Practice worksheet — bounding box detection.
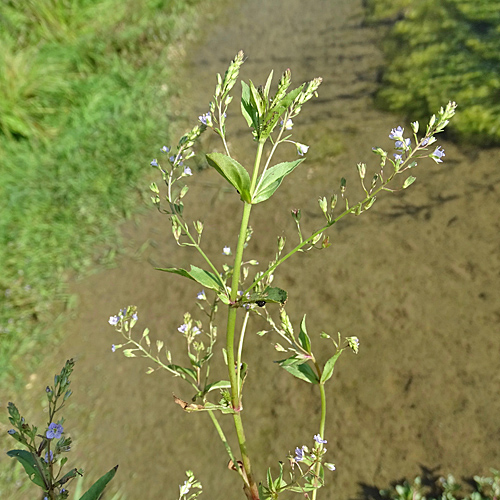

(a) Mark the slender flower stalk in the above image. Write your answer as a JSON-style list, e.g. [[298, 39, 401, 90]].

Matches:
[[225, 138, 266, 500]]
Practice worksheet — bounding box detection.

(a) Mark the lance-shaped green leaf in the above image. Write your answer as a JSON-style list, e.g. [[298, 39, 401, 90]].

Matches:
[[298, 315, 312, 354], [204, 380, 231, 393], [7, 450, 48, 489], [79, 465, 118, 500], [320, 350, 343, 384], [239, 286, 288, 306], [156, 265, 225, 293], [206, 153, 251, 203], [55, 468, 80, 488], [248, 79, 266, 118], [263, 70, 274, 102], [252, 159, 304, 204], [168, 364, 197, 383], [241, 81, 260, 133], [275, 357, 318, 384]]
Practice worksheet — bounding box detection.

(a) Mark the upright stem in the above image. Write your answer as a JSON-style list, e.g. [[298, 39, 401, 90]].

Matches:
[[312, 363, 328, 500], [225, 139, 266, 500]]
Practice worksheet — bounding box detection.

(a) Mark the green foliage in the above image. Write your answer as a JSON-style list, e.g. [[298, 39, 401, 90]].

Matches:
[[365, 0, 500, 145], [0, 0, 211, 387], [5, 360, 118, 499], [381, 470, 500, 500], [206, 153, 252, 203]]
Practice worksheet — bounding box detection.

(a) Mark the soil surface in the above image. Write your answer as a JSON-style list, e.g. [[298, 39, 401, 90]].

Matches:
[[3, 0, 500, 499]]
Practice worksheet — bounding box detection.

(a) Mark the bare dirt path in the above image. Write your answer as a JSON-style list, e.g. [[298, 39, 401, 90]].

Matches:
[[4, 0, 499, 498]]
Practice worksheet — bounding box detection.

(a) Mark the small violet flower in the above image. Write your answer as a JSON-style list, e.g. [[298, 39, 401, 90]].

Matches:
[[431, 146, 445, 163], [295, 446, 305, 462], [111, 344, 116, 353], [161, 146, 170, 153], [314, 434, 327, 444], [394, 138, 411, 149], [280, 118, 293, 130], [108, 315, 119, 326], [46, 423, 63, 440], [150, 159, 159, 167], [192, 326, 201, 335], [7, 429, 16, 435], [183, 166, 193, 176], [44, 450, 54, 463], [132, 312, 138, 321], [197, 290, 206, 300], [223, 246, 231, 256], [178, 324, 188, 334], [296, 143, 309, 156], [389, 126, 404, 140], [199, 112, 212, 126]]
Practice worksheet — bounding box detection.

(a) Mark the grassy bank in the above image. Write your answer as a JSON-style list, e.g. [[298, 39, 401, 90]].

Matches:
[[0, 0, 222, 387], [364, 0, 500, 146]]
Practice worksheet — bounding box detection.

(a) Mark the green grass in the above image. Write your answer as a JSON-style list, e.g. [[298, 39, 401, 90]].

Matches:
[[381, 470, 500, 500], [364, 0, 500, 146], [0, 0, 224, 388]]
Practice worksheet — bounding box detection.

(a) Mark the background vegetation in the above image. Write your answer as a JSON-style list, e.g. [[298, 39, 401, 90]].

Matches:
[[364, 0, 500, 146], [0, 0, 218, 388]]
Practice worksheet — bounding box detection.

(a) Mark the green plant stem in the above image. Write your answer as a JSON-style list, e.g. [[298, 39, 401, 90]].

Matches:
[[237, 310, 250, 398], [207, 410, 239, 469], [312, 363, 328, 500], [225, 139, 265, 500]]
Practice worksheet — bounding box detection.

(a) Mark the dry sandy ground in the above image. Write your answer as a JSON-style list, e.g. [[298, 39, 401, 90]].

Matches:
[[3, 0, 499, 499]]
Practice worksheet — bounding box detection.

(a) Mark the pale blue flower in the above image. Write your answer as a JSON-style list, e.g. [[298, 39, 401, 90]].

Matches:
[[46, 423, 63, 440], [178, 324, 188, 334], [296, 143, 309, 156], [44, 450, 54, 463], [199, 112, 212, 126], [197, 290, 206, 300], [280, 118, 293, 130], [295, 446, 305, 462], [184, 166, 193, 176], [161, 146, 170, 153], [389, 126, 404, 140], [132, 312, 138, 321], [192, 326, 201, 335], [394, 138, 411, 149], [421, 138, 430, 146], [111, 344, 116, 353], [150, 159, 159, 167], [325, 463, 336, 471], [314, 434, 327, 444], [108, 315, 119, 326], [431, 146, 445, 163], [7, 429, 16, 435], [223, 246, 231, 256]]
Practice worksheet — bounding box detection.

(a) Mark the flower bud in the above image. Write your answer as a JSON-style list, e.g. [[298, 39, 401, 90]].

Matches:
[[291, 208, 302, 222], [277, 236, 286, 253], [318, 196, 328, 214], [357, 162, 366, 179], [330, 194, 338, 210]]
